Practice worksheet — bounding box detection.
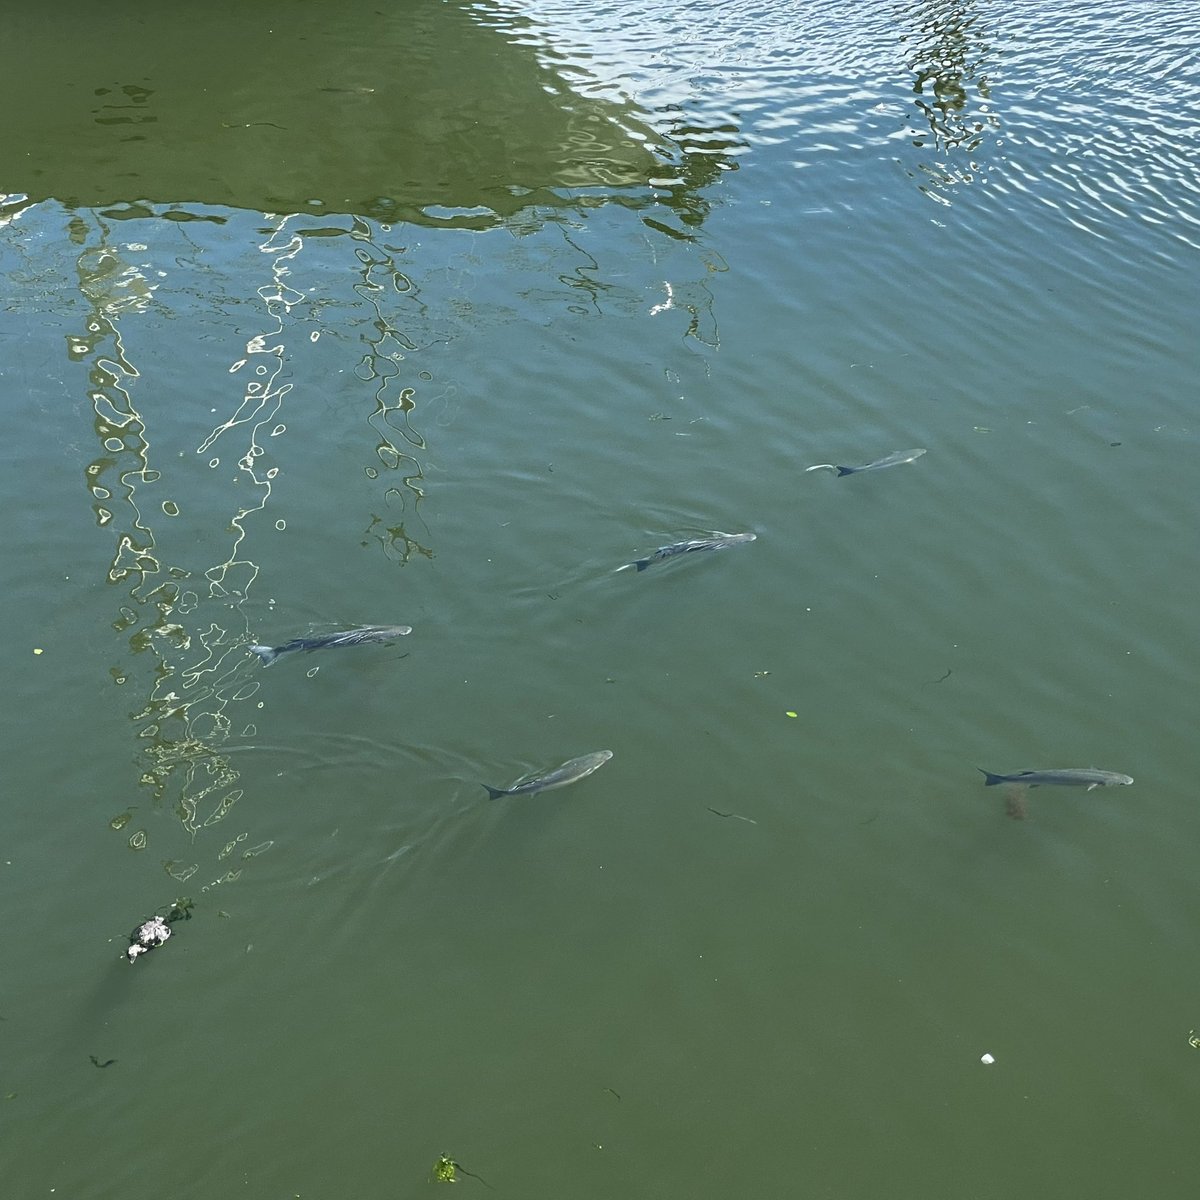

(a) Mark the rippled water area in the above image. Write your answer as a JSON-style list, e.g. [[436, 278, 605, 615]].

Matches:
[[3, 1, 1198, 1196]]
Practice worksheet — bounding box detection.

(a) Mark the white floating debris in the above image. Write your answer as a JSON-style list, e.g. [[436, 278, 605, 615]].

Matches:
[[980, 1053, 995, 1065], [126, 916, 171, 962]]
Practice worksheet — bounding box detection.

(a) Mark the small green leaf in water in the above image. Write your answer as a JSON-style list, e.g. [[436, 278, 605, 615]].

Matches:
[[433, 1156, 456, 1183]]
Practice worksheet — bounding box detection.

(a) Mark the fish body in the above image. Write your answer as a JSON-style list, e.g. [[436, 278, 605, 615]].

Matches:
[[250, 624, 411, 666], [626, 531, 756, 572], [484, 750, 613, 799], [978, 767, 1133, 791], [806, 448, 927, 476]]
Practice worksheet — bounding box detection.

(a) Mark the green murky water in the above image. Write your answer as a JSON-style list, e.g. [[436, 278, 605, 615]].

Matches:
[[3, 2, 1198, 1196]]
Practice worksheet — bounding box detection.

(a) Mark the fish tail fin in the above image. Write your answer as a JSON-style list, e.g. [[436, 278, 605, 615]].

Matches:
[[482, 784, 507, 800], [978, 768, 1005, 786], [634, 559, 651, 572], [835, 465, 856, 477], [249, 644, 278, 666]]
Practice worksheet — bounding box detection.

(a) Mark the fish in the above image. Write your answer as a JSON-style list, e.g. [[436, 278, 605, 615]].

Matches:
[[977, 768, 1134, 791], [805, 448, 927, 477], [250, 624, 412, 666], [621, 531, 756, 572], [483, 750, 613, 799]]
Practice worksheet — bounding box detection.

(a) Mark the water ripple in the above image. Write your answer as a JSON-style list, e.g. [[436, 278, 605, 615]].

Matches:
[[503, 0, 1200, 250]]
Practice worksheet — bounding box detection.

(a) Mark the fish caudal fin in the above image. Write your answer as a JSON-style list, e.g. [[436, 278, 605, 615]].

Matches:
[[249, 644, 278, 666], [482, 784, 508, 800], [835, 465, 857, 477], [978, 768, 1006, 786], [634, 559, 651, 572]]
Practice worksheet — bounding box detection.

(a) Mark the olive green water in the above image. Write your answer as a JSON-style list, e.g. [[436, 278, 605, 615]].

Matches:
[[3, 1, 1199, 1196]]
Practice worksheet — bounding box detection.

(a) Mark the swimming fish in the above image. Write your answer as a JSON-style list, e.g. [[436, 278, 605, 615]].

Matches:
[[805, 448, 927, 476], [621, 531, 756, 572], [250, 624, 412, 666], [483, 750, 613, 799], [978, 767, 1133, 791]]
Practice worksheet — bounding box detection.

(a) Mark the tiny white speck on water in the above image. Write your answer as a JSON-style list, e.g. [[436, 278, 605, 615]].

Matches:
[[981, 1053, 995, 1065]]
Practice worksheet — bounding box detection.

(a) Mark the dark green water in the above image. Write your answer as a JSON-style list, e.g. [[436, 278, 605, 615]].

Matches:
[[3, 2, 1198, 1196]]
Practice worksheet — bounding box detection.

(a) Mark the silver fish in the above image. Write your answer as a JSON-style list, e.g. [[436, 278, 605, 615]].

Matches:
[[483, 750, 613, 799], [250, 624, 412, 666], [978, 767, 1133, 791], [622, 531, 756, 572], [805, 448, 927, 477]]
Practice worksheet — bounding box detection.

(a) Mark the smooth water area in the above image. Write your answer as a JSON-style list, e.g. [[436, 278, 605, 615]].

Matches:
[[2, 2, 1198, 1196]]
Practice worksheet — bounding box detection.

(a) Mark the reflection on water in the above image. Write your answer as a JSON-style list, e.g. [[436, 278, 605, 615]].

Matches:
[[650, 103, 745, 237], [3, 0, 737, 231], [346, 215, 430, 522], [898, 0, 1000, 199], [71, 212, 274, 891], [93, 82, 157, 131], [361, 511, 434, 565], [68, 204, 447, 898]]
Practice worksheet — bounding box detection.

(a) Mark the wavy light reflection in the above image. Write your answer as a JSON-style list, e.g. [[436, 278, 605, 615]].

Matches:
[[73, 213, 280, 897]]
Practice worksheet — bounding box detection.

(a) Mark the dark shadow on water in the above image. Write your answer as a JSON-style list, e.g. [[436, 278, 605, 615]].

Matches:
[[3, 0, 742, 231]]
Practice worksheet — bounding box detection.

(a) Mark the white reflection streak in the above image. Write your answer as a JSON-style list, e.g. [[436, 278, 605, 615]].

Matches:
[[649, 280, 675, 315], [198, 214, 302, 603]]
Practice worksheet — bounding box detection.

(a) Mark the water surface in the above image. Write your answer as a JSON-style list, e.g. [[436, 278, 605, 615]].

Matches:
[[2, 2, 1198, 1197]]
